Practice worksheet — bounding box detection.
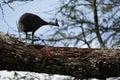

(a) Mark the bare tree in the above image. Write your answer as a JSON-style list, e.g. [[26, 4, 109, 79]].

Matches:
[[50, 0, 120, 48], [0, 0, 120, 47], [92, 0, 105, 47]]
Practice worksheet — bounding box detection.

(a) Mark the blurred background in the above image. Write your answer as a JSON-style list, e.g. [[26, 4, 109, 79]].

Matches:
[[0, 0, 120, 80]]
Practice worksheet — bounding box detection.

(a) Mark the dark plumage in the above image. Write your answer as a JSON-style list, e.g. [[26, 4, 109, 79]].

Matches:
[[18, 13, 59, 44]]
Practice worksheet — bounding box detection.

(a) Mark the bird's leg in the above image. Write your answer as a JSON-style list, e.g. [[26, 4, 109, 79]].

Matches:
[[19, 32, 21, 39], [41, 40, 48, 46], [32, 32, 35, 44], [25, 32, 27, 43]]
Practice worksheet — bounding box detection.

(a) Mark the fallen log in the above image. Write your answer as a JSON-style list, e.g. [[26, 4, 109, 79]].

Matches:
[[0, 33, 120, 79]]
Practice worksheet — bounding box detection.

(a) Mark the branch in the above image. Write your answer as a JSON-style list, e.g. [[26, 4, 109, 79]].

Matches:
[[0, 33, 120, 79], [93, 0, 105, 48]]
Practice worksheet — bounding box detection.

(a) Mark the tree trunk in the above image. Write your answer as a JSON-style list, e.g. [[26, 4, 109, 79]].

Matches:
[[93, 0, 105, 48], [0, 33, 120, 79]]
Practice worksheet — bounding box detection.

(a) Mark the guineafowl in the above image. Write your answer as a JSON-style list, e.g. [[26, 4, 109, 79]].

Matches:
[[18, 13, 59, 44]]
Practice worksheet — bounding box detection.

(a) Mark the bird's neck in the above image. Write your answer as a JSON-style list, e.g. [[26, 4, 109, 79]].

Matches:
[[48, 22, 55, 25]]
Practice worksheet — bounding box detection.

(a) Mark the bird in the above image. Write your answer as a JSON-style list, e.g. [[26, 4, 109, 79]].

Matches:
[[18, 13, 59, 44]]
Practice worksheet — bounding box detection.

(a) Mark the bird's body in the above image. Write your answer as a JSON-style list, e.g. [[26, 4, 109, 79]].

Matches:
[[18, 13, 59, 44]]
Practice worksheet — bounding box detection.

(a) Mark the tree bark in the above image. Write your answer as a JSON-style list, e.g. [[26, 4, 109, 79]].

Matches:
[[0, 33, 120, 79]]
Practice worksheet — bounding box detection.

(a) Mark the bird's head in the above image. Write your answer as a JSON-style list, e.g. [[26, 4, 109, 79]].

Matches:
[[55, 18, 59, 27], [49, 18, 59, 27]]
